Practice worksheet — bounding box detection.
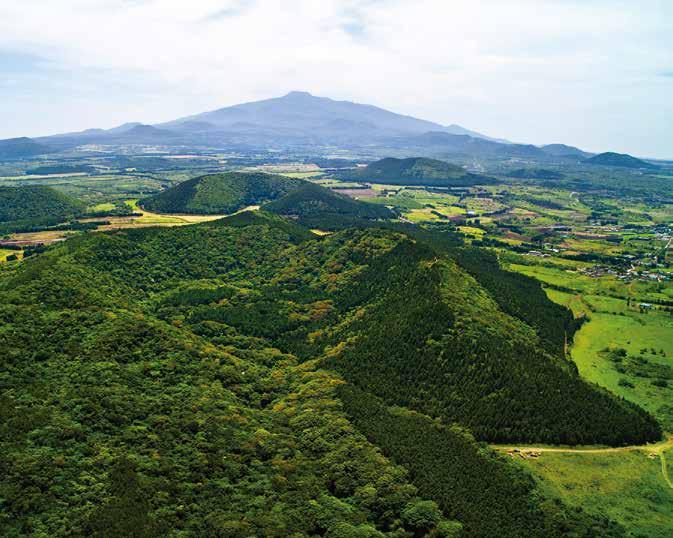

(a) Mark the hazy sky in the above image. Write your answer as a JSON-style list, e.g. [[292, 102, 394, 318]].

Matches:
[[1, 0, 672, 157]]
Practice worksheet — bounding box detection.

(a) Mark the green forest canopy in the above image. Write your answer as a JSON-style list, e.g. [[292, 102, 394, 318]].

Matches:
[[0, 211, 659, 536], [141, 171, 302, 214]]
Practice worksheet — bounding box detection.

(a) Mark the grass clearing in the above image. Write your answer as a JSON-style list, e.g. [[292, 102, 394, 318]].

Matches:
[[516, 449, 673, 537]]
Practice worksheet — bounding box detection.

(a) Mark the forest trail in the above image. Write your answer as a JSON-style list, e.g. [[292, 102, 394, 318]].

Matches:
[[492, 436, 673, 455]]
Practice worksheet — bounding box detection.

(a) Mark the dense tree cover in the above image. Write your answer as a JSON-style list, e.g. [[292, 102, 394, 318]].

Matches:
[[264, 182, 393, 220], [338, 385, 626, 538], [584, 152, 658, 169], [0, 223, 459, 537], [141, 171, 302, 214], [0, 212, 661, 535], [321, 237, 660, 445], [453, 248, 580, 357], [342, 157, 496, 186], [0, 218, 107, 235], [25, 164, 96, 175], [0, 186, 84, 227]]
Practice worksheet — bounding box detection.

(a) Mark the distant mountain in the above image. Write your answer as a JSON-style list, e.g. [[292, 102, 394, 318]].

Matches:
[[348, 157, 497, 186], [159, 91, 500, 142], [540, 144, 592, 159], [106, 122, 144, 134], [391, 131, 546, 159], [141, 172, 301, 215], [0, 185, 84, 225], [585, 152, 659, 169], [0, 137, 50, 159], [443, 124, 510, 144], [264, 182, 392, 220], [170, 120, 218, 133], [120, 124, 179, 141]]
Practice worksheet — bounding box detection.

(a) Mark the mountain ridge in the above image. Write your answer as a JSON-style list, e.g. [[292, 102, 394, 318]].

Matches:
[[159, 91, 504, 142]]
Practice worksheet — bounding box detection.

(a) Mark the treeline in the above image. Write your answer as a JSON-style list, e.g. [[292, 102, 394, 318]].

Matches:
[[26, 164, 95, 175], [0, 218, 108, 235], [338, 384, 626, 538]]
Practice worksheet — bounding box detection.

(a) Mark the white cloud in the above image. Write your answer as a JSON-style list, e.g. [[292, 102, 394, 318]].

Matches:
[[0, 0, 672, 156]]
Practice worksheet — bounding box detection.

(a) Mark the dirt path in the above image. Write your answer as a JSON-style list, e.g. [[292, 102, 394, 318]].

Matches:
[[493, 436, 673, 455], [660, 447, 673, 489], [492, 436, 673, 487]]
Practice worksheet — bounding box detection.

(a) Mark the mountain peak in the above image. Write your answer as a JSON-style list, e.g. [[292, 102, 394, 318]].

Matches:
[[283, 91, 314, 99]]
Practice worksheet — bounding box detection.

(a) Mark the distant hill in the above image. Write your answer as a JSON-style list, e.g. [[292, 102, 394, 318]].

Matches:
[[141, 172, 301, 214], [584, 152, 659, 169], [349, 157, 497, 186], [264, 182, 393, 220], [0, 137, 50, 159], [540, 143, 592, 159], [0, 186, 83, 224]]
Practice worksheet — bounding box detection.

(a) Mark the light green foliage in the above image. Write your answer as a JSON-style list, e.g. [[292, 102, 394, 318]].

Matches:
[[518, 450, 673, 538]]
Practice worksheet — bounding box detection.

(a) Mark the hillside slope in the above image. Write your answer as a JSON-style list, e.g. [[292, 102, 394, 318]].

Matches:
[[0, 213, 640, 536], [350, 157, 497, 186], [585, 152, 658, 169], [264, 181, 393, 220], [141, 171, 301, 214], [0, 137, 50, 159], [0, 185, 84, 224]]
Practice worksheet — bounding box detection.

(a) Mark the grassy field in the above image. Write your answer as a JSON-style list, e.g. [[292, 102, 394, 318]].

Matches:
[[569, 303, 673, 431], [503, 245, 673, 537], [88, 202, 116, 212], [515, 447, 673, 537], [506, 256, 673, 432], [281, 171, 325, 179], [510, 262, 673, 303], [501, 235, 673, 538], [0, 248, 21, 262]]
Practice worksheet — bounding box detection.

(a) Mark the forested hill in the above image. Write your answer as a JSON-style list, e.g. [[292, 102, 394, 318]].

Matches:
[[584, 152, 659, 169], [141, 171, 302, 214], [0, 212, 658, 536], [0, 137, 50, 159], [264, 181, 393, 220], [347, 157, 497, 186], [0, 185, 84, 225]]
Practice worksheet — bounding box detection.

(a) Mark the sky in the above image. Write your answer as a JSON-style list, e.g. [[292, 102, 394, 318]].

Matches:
[[1, 0, 672, 157]]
